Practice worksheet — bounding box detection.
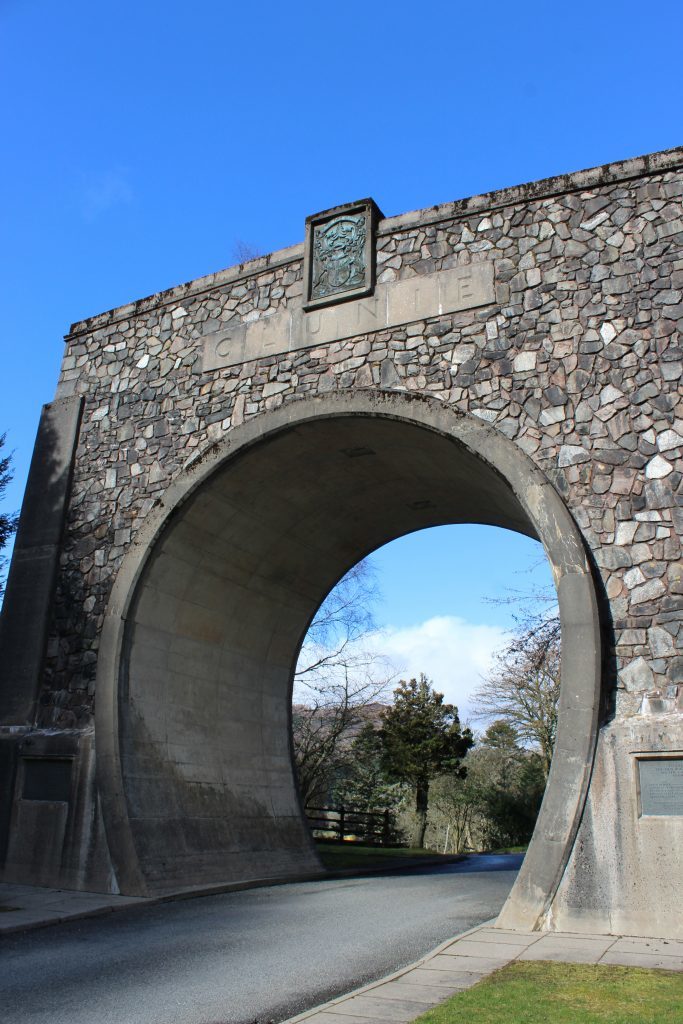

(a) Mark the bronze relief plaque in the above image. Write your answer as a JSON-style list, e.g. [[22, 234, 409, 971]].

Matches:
[[303, 199, 383, 311]]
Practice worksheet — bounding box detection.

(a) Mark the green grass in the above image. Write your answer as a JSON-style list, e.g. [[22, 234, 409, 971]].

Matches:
[[315, 842, 456, 871], [413, 961, 683, 1024]]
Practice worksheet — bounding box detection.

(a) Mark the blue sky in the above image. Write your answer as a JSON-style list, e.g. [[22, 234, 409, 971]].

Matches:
[[1, 1, 681, 700]]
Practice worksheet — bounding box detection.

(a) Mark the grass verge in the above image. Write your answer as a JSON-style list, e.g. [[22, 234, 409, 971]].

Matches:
[[315, 842, 457, 871], [413, 960, 683, 1024]]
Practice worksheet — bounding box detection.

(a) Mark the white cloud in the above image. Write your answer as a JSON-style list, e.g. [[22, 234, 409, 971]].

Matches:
[[366, 615, 507, 724]]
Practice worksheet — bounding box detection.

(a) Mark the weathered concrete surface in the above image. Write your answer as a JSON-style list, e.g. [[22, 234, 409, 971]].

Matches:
[[1, 146, 682, 937], [551, 716, 683, 939]]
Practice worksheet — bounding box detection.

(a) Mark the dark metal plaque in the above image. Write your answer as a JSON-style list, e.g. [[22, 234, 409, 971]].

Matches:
[[311, 211, 366, 302], [303, 198, 383, 311], [638, 758, 683, 816]]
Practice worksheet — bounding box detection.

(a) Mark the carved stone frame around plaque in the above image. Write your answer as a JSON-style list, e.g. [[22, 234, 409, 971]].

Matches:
[[303, 198, 383, 311]]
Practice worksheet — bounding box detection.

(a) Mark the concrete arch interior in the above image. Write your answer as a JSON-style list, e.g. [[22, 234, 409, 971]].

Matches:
[[120, 412, 562, 896]]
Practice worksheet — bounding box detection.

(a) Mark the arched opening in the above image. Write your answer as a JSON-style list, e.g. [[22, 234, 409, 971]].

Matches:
[[95, 392, 601, 930], [292, 523, 558, 862]]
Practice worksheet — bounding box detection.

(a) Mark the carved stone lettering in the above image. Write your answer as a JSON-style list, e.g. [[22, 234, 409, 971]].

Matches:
[[212, 324, 247, 366], [201, 262, 495, 371]]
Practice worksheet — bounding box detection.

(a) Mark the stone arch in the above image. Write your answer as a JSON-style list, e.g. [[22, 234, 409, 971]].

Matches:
[[95, 390, 601, 927]]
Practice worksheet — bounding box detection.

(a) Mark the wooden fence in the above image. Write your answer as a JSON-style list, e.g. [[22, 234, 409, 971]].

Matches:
[[305, 804, 400, 846]]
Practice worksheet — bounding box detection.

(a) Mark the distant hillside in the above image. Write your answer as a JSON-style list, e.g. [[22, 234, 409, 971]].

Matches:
[[292, 701, 389, 748]]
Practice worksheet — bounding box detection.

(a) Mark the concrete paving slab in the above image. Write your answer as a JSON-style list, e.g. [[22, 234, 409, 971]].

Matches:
[[599, 950, 683, 970], [533, 934, 615, 948], [368, 980, 453, 1005], [0, 908, 65, 929], [444, 938, 526, 958], [609, 937, 683, 957], [519, 945, 613, 964], [0, 885, 141, 906], [326, 994, 435, 1020], [36, 893, 76, 910], [475, 927, 542, 945], [301, 1016, 398, 1024], [488, 926, 543, 937], [431, 951, 514, 971], [406, 966, 484, 988], [0, 883, 147, 934]]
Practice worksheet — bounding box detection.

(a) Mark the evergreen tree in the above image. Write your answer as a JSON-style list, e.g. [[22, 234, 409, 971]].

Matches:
[[331, 724, 404, 842], [380, 674, 473, 848], [0, 434, 18, 599]]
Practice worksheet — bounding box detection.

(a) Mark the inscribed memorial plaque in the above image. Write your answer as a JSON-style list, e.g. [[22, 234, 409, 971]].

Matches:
[[638, 757, 683, 816]]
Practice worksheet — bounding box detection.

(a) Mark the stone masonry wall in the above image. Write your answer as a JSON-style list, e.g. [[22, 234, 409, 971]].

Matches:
[[45, 154, 683, 734]]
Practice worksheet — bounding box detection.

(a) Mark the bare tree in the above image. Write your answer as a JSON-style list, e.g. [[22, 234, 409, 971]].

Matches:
[[428, 721, 547, 853], [292, 560, 395, 807], [429, 773, 483, 854], [232, 240, 263, 264], [470, 612, 561, 779]]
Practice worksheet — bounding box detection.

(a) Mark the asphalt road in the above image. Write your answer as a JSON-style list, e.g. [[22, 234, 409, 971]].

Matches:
[[0, 854, 522, 1024]]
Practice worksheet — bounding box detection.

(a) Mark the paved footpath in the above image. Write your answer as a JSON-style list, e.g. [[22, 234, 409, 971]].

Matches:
[[0, 881, 146, 933], [285, 924, 683, 1024]]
